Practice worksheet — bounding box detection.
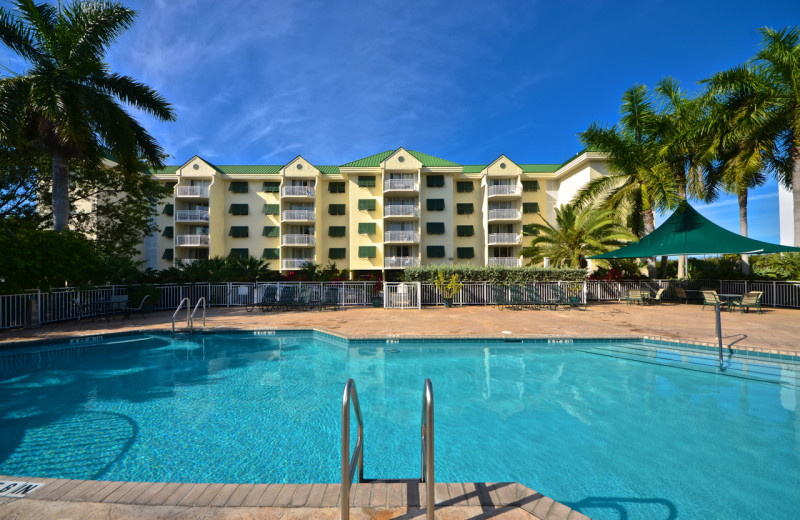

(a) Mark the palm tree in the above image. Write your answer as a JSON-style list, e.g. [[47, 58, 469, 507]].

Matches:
[[0, 0, 175, 231], [521, 204, 635, 268]]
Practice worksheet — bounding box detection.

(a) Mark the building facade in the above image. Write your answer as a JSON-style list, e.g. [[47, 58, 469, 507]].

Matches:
[[142, 147, 609, 275]]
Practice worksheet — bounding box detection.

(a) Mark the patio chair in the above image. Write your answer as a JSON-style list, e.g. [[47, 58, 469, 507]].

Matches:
[[550, 285, 571, 310], [491, 285, 509, 310], [523, 285, 545, 310], [296, 286, 313, 310], [509, 285, 527, 309], [730, 291, 763, 314], [257, 285, 279, 312], [276, 286, 297, 311], [319, 286, 341, 311], [71, 298, 94, 321], [124, 295, 150, 318], [651, 288, 666, 304], [700, 290, 725, 311], [626, 289, 645, 305]]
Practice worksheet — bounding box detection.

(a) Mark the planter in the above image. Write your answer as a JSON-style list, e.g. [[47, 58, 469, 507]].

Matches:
[[372, 296, 383, 308], [443, 297, 453, 308]]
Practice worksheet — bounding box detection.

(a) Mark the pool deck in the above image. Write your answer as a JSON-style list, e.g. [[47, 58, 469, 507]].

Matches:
[[1, 301, 799, 519]]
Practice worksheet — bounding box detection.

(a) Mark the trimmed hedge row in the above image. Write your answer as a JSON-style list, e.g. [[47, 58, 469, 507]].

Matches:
[[403, 265, 587, 283]]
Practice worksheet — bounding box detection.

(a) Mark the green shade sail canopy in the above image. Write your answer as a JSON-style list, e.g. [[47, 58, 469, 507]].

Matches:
[[588, 202, 800, 259]]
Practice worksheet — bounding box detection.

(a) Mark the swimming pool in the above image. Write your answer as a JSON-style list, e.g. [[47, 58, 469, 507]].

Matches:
[[0, 331, 797, 519]]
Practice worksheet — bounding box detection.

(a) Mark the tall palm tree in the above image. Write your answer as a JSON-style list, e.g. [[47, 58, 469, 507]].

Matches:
[[521, 204, 635, 268], [0, 0, 175, 231]]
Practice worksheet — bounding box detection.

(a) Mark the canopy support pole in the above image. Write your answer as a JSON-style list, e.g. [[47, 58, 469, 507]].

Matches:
[[715, 302, 724, 371]]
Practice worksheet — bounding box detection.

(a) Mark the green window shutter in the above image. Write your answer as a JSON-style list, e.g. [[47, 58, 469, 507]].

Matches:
[[229, 226, 249, 238], [358, 246, 377, 258], [263, 204, 280, 215], [262, 248, 280, 259], [456, 181, 474, 192], [230, 248, 249, 258], [522, 180, 540, 192], [457, 203, 474, 214], [329, 226, 346, 237], [426, 175, 444, 187], [522, 202, 540, 214], [263, 226, 280, 237], [162, 226, 173, 238], [162, 248, 173, 260], [230, 203, 249, 215], [329, 248, 346, 259], [457, 247, 475, 259], [358, 222, 376, 234], [426, 222, 445, 235], [328, 181, 345, 193], [358, 199, 376, 211], [426, 199, 445, 211], [329, 204, 346, 215], [262, 181, 280, 193], [357, 176, 376, 188], [163, 203, 174, 216], [426, 245, 445, 258], [229, 181, 249, 193], [457, 225, 474, 237]]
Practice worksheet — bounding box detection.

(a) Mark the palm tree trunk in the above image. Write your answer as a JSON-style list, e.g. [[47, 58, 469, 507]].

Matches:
[[793, 142, 800, 246], [643, 208, 656, 276], [738, 191, 749, 275], [51, 151, 70, 231]]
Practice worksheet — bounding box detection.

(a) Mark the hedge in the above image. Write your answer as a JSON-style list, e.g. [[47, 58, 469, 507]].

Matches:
[[403, 265, 587, 284]]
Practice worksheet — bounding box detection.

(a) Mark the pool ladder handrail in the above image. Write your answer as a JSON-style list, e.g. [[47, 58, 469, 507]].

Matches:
[[190, 297, 206, 334], [421, 377, 434, 518], [171, 298, 190, 337]]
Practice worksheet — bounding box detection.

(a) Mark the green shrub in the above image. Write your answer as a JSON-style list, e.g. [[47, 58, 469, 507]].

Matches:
[[403, 265, 586, 283]]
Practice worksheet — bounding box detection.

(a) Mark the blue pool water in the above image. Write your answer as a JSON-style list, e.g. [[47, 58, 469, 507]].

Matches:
[[0, 332, 798, 519]]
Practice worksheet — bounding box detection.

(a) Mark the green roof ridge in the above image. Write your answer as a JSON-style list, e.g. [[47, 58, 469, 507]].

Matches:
[[407, 150, 461, 167]]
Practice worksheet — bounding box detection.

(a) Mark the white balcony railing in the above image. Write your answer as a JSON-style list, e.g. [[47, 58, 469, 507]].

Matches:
[[175, 209, 210, 222], [281, 234, 315, 246], [281, 186, 315, 197], [384, 205, 420, 218], [175, 234, 210, 247], [385, 256, 420, 268], [282, 259, 314, 270], [384, 231, 419, 243], [488, 209, 520, 220], [487, 184, 521, 197], [177, 258, 202, 266], [488, 233, 521, 245], [282, 210, 315, 221], [489, 257, 521, 267], [175, 186, 209, 198], [383, 179, 418, 191]]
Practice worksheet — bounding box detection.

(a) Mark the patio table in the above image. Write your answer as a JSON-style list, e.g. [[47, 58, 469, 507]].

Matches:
[[717, 293, 741, 311]]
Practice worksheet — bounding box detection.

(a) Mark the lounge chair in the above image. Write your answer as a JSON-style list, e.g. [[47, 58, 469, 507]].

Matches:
[[550, 285, 571, 310], [71, 297, 94, 321], [124, 295, 150, 318], [319, 286, 341, 311], [674, 287, 692, 304], [730, 291, 763, 314], [491, 285, 509, 310], [276, 286, 297, 311], [257, 285, 279, 312], [509, 285, 527, 309], [296, 286, 313, 310], [524, 285, 545, 309], [700, 290, 725, 311], [651, 288, 666, 304]]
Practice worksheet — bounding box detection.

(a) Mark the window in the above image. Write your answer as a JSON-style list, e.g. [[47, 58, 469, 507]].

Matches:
[[426, 175, 444, 187], [262, 248, 280, 259], [263, 226, 280, 237], [229, 226, 249, 238], [162, 226, 173, 238], [456, 181, 474, 193], [328, 182, 345, 193], [163, 203, 174, 216], [263, 204, 279, 215], [329, 204, 346, 215], [426, 199, 445, 211], [357, 176, 376, 188], [329, 248, 346, 259], [329, 226, 346, 237], [457, 247, 475, 259], [427, 245, 445, 258], [162, 248, 173, 260], [522, 202, 540, 214], [358, 222, 376, 234], [358, 199, 376, 211], [457, 225, 474, 237], [262, 181, 280, 193], [522, 180, 540, 192], [358, 246, 376, 258], [457, 203, 474, 215], [230, 203, 249, 215], [230, 248, 249, 258], [229, 181, 249, 193], [427, 222, 445, 235]]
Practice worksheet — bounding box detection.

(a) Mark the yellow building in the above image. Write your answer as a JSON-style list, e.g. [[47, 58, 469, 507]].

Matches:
[[143, 147, 609, 275]]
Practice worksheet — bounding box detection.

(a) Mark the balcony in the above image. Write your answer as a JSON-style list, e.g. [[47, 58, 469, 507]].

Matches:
[[489, 257, 521, 267], [383, 179, 418, 192], [175, 209, 210, 222], [487, 184, 521, 198], [282, 258, 314, 270], [487, 209, 520, 221], [384, 205, 419, 219], [281, 234, 315, 246], [384, 231, 419, 243], [281, 186, 315, 198], [176, 234, 210, 247], [488, 233, 521, 245], [385, 256, 420, 268], [177, 258, 202, 266], [282, 210, 315, 222], [176, 186, 209, 198]]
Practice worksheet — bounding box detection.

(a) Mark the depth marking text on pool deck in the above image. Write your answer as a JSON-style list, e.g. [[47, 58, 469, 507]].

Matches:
[[0, 481, 43, 497]]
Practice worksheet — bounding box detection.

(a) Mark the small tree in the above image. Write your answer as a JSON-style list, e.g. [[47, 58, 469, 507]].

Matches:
[[434, 271, 463, 300]]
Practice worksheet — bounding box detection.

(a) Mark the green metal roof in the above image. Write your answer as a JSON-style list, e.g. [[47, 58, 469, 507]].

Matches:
[[407, 150, 460, 167], [216, 165, 282, 174], [342, 149, 460, 168], [519, 164, 560, 173], [461, 165, 486, 174], [152, 166, 179, 174], [316, 165, 341, 174]]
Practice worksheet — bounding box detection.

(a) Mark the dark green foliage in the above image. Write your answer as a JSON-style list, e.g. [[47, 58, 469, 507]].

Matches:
[[403, 265, 586, 283], [752, 253, 800, 280]]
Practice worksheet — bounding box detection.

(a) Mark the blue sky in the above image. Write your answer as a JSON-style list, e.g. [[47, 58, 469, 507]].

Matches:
[[2, 0, 798, 242]]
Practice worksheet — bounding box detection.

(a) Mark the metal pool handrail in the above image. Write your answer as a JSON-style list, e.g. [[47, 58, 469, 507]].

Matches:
[[171, 298, 190, 337], [190, 297, 206, 334], [341, 379, 364, 520], [421, 378, 434, 520]]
